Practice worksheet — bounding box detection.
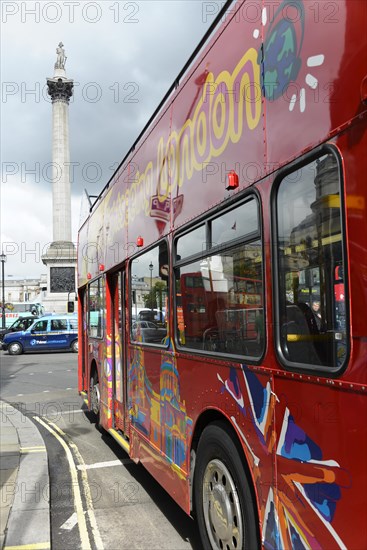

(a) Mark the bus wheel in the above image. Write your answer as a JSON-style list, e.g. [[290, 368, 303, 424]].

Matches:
[[194, 422, 259, 550], [90, 373, 100, 421], [8, 342, 23, 355]]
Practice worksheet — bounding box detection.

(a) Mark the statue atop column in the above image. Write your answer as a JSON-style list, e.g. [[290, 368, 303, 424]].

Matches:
[[55, 42, 67, 70]]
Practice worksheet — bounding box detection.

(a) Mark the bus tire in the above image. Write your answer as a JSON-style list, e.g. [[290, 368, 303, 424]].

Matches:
[[8, 342, 23, 355], [194, 422, 259, 550], [90, 372, 100, 423], [71, 339, 78, 353]]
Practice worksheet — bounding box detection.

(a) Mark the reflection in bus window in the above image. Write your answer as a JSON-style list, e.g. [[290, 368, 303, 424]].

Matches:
[[130, 243, 168, 345], [276, 152, 348, 369], [211, 198, 259, 246], [176, 241, 264, 358], [176, 225, 206, 260], [88, 278, 103, 338]]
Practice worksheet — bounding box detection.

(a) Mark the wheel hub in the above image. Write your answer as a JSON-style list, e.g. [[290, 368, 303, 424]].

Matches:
[[10, 343, 21, 354], [90, 381, 100, 415], [210, 483, 232, 539], [203, 459, 243, 549]]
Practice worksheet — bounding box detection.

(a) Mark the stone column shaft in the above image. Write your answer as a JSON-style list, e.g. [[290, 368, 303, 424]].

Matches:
[[46, 74, 73, 243], [52, 99, 71, 242]]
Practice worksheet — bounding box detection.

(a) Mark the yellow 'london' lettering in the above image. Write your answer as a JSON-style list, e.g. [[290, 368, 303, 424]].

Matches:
[[157, 47, 261, 201], [105, 46, 261, 227]]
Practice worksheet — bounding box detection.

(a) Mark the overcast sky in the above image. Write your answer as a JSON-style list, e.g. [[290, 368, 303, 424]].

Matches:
[[1, 0, 223, 278]]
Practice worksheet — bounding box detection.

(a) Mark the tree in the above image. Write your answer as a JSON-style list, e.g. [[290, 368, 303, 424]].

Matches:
[[142, 281, 167, 311]]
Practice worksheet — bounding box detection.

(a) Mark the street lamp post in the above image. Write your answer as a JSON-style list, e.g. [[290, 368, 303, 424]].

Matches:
[[1, 251, 7, 329], [149, 262, 153, 314]]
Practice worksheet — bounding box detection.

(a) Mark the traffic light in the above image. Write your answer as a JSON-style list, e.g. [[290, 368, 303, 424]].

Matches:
[[67, 301, 75, 313]]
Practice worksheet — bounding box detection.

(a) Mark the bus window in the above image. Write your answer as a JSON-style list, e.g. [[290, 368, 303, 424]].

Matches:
[[275, 151, 348, 370], [176, 225, 206, 260], [130, 243, 168, 345], [175, 197, 264, 359], [88, 278, 104, 338], [211, 198, 259, 246]]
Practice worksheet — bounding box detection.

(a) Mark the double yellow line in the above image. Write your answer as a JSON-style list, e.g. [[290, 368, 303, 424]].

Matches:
[[34, 416, 104, 550]]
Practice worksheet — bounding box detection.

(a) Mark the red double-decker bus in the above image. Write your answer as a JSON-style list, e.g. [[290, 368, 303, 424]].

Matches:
[[78, 1, 367, 548]]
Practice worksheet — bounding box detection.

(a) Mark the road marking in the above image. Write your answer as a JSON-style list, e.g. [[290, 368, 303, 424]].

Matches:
[[77, 459, 132, 471], [35, 417, 104, 550], [45, 409, 85, 417], [4, 543, 50, 549], [60, 511, 80, 531], [67, 436, 105, 550], [43, 390, 50, 393], [20, 446, 46, 454], [34, 417, 92, 550]]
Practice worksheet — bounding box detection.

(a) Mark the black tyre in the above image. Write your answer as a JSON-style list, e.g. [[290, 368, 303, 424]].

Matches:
[[71, 339, 78, 353], [8, 342, 23, 355], [194, 422, 259, 550], [90, 372, 100, 423]]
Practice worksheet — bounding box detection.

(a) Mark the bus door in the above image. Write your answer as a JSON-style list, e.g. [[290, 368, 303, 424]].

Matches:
[[110, 270, 128, 434], [78, 287, 89, 393]]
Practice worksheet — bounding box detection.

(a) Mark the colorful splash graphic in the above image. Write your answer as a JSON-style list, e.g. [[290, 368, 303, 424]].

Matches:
[[102, 333, 113, 423], [129, 339, 193, 473], [218, 365, 350, 549], [255, 0, 324, 111], [258, 1, 304, 101]]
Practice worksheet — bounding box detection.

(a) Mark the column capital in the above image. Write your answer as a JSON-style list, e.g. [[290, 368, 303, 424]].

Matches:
[[47, 77, 73, 104]]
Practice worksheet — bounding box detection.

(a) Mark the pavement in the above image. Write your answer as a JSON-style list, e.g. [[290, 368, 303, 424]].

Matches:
[[0, 400, 50, 550]]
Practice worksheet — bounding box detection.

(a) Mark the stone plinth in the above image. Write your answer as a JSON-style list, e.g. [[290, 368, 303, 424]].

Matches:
[[42, 241, 76, 313]]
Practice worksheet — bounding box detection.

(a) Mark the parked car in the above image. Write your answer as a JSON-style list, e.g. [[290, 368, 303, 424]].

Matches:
[[2, 315, 78, 355], [0, 315, 39, 342], [136, 309, 165, 323], [131, 320, 167, 344]]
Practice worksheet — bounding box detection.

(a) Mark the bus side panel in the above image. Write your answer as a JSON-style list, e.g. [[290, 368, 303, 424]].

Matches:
[[128, 345, 192, 512], [266, 1, 367, 168], [338, 128, 367, 381], [85, 200, 106, 281], [273, 375, 367, 550], [126, 107, 173, 247], [77, 287, 86, 393], [178, 358, 276, 524], [128, 344, 276, 519], [104, 177, 129, 270], [78, 220, 89, 289], [171, 0, 264, 230], [99, 275, 114, 430]]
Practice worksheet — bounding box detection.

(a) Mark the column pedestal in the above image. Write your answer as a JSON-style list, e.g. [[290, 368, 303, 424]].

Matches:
[[41, 242, 77, 313]]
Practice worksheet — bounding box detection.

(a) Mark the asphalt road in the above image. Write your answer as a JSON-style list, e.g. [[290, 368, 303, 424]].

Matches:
[[0, 350, 200, 549]]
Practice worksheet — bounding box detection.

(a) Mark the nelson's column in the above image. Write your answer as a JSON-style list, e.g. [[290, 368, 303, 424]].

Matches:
[[42, 43, 77, 313]]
